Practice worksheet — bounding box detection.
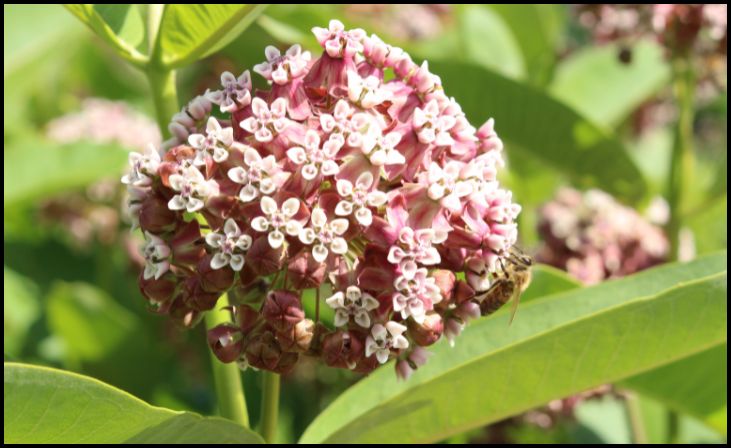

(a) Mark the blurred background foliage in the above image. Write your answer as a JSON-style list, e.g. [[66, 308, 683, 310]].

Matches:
[[4, 4, 726, 443]]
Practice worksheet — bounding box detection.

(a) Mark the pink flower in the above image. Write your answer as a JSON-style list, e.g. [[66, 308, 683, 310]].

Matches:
[[335, 172, 387, 227], [251, 196, 303, 249], [227, 147, 281, 202], [312, 20, 366, 58], [205, 219, 252, 271], [188, 117, 234, 166], [206, 71, 252, 113], [392, 266, 442, 323], [286, 130, 342, 180], [326, 286, 379, 328], [347, 71, 391, 109], [365, 321, 409, 364], [254, 44, 311, 85], [167, 166, 219, 213], [298, 207, 349, 262], [413, 99, 456, 145]]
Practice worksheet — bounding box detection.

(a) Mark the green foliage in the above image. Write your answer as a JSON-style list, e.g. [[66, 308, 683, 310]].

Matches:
[[4, 363, 263, 444], [301, 254, 726, 443], [4, 268, 41, 357]]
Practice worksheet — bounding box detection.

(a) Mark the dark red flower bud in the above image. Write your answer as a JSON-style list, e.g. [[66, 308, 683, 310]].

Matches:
[[207, 324, 243, 363], [236, 304, 262, 335], [453, 280, 476, 305], [197, 254, 235, 293], [322, 330, 365, 370], [287, 250, 327, 289], [262, 290, 304, 331], [352, 353, 379, 374], [277, 318, 315, 352], [167, 294, 202, 328], [171, 220, 205, 266], [245, 331, 299, 374], [246, 236, 284, 276], [139, 270, 179, 304], [408, 312, 444, 347], [184, 277, 220, 311], [139, 192, 178, 234]]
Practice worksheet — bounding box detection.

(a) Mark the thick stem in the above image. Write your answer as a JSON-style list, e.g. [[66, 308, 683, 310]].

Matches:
[[146, 68, 179, 140], [204, 293, 250, 428], [623, 391, 648, 444], [666, 55, 695, 261], [260, 371, 280, 443]]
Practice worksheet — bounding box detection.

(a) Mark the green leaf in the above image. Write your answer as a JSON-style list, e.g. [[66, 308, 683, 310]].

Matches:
[[4, 363, 263, 444], [522, 263, 581, 303], [155, 4, 268, 69], [621, 343, 727, 436], [3, 138, 129, 209], [687, 195, 727, 256], [487, 4, 566, 86], [550, 40, 670, 128], [458, 5, 525, 79], [300, 253, 727, 443], [429, 61, 648, 203], [63, 4, 146, 65], [46, 282, 138, 362], [3, 268, 41, 357]]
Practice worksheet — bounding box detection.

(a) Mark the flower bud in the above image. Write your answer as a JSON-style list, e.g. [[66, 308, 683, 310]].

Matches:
[[246, 236, 284, 276], [431, 269, 456, 304], [261, 290, 304, 331], [408, 312, 444, 347], [207, 324, 243, 363], [171, 220, 205, 266], [453, 280, 476, 305], [287, 250, 327, 289], [321, 330, 364, 370], [138, 192, 178, 234], [139, 270, 178, 304], [245, 330, 299, 374], [277, 318, 315, 352], [197, 255, 235, 293]]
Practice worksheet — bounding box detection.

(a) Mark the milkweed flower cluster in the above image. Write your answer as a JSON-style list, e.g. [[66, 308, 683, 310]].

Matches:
[[536, 188, 668, 285], [123, 20, 521, 379]]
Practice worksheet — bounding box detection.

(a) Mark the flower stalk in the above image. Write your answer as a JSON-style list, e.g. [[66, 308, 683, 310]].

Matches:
[[260, 371, 280, 443]]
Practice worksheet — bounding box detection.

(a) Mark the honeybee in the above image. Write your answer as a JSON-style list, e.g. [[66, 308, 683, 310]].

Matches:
[[474, 247, 533, 324]]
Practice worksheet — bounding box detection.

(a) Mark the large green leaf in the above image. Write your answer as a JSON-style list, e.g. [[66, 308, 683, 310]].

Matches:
[[63, 4, 146, 65], [430, 61, 648, 203], [3, 138, 128, 209], [4, 363, 263, 444], [300, 253, 727, 443], [155, 4, 268, 68], [521, 263, 581, 302], [622, 343, 727, 436], [550, 40, 670, 129], [487, 4, 565, 86]]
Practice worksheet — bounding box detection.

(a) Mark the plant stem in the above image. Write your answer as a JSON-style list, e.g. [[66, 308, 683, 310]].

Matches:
[[204, 293, 250, 428], [666, 55, 695, 261], [666, 408, 680, 443], [260, 371, 280, 443], [146, 68, 179, 139], [623, 391, 648, 444]]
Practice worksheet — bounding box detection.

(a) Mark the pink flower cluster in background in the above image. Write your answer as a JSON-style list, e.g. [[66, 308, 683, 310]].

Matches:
[[123, 20, 521, 379]]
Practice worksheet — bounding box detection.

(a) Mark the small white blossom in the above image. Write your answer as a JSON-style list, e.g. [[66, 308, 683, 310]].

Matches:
[[228, 147, 279, 202], [298, 208, 349, 262], [206, 71, 252, 113], [365, 321, 409, 364], [205, 219, 253, 271], [361, 131, 404, 166], [253, 44, 311, 85], [413, 99, 457, 146], [347, 71, 391, 109], [325, 286, 379, 328], [240, 97, 289, 143], [142, 232, 170, 280], [425, 161, 474, 212], [251, 196, 303, 249], [312, 20, 365, 58], [335, 172, 387, 227], [121, 144, 161, 187], [287, 130, 342, 180], [188, 117, 234, 166], [319, 99, 376, 148], [168, 166, 219, 213], [393, 266, 442, 324]]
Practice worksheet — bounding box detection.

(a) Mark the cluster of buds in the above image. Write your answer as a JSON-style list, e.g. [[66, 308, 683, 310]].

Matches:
[[576, 4, 727, 60], [536, 188, 668, 285], [123, 20, 521, 379]]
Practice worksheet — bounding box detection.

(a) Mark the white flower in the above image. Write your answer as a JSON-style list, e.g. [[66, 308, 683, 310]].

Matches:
[[227, 147, 279, 202], [121, 144, 161, 187], [312, 20, 365, 58], [287, 130, 342, 181], [392, 267, 442, 324], [347, 71, 391, 109], [335, 172, 387, 227], [319, 99, 376, 148], [253, 44, 311, 85], [424, 161, 474, 213], [325, 286, 379, 328], [365, 321, 409, 364], [387, 227, 447, 272], [206, 71, 252, 113], [142, 232, 170, 280], [188, 117, 234, 166], [251, 196, 303, 249], [298, 208, 349, 262], [361, 131, 404, 166], [205, 219, 253, 271], [240, 97, 289, 143], [167, 166, 219, 213], [412, 99, 456, 146]]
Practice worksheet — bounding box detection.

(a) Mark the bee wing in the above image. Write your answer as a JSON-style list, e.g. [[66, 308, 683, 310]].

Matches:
[[508, 286, 521, 326]]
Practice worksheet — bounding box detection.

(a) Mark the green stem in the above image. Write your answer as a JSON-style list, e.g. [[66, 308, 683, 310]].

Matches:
[[204, 293, 250, 428], [623, 391, 648, 444], [260, 371, 280, 443], [666, 55, 695, 261], [666, 409, 680, 444], [146, 68, 179, 139]]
